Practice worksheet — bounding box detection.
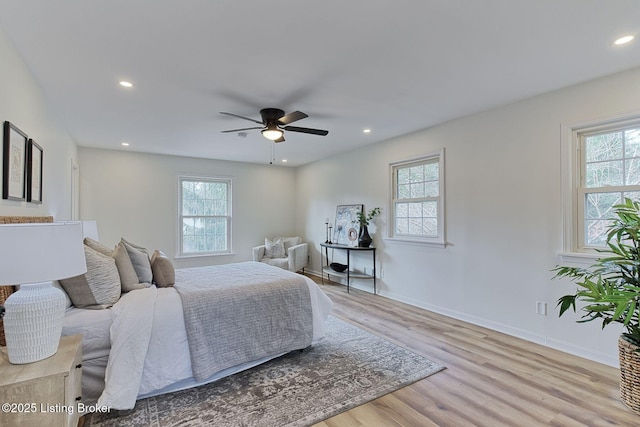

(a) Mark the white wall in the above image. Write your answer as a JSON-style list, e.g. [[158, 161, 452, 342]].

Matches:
[[0, 28, 78, 219], [297, 66, 640, 367], [78, 147, 298, 268]]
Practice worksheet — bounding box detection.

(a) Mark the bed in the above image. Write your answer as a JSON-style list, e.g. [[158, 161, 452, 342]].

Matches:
[[0, 217, 332, 410], [59, 260, 333, 410]]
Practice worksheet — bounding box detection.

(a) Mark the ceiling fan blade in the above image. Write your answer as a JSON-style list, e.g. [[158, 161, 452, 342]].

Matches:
[[219, 112, 264, 124], [221, 126, 263, 133], [274, 135, 286, 143], [284, 126, 329, 136], [278, 111, 308, 125]]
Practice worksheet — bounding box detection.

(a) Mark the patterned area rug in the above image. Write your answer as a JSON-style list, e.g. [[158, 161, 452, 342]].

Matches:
[[87, 316, 445, 427]]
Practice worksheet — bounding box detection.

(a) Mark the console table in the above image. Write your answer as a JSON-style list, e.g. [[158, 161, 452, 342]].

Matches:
[[320, 242, 376, 294]]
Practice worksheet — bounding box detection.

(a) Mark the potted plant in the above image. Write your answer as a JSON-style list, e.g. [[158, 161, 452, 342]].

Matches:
[[553, 198, 640, 414], [355, 207, 381, 247]]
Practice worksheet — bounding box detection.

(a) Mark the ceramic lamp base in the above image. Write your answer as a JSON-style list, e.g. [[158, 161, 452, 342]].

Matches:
[[3, 282, 67, 364]]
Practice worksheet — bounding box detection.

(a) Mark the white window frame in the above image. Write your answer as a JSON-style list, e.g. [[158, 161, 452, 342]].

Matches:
[[387, 149, 446, 248], [177, 175, 232, 258], [561, 113, 640, 262]]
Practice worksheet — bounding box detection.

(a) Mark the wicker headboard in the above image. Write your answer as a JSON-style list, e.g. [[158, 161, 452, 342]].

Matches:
[[0, 215, 53, 224], [0, 215, 54, 345]]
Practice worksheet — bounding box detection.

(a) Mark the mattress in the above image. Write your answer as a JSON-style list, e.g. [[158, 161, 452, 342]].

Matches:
[[62, 307, 112, 404], [62, 305, 111, 360]]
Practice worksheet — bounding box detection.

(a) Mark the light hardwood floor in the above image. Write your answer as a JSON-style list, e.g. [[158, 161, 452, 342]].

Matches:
[[310, 279, 640, 427]]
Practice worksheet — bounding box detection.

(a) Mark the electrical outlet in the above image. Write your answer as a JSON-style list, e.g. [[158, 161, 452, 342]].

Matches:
[[536, 301, 547, 316]]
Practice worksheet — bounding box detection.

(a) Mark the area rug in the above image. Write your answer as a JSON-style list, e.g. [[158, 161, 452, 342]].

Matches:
[[86, 316, 445, 427]]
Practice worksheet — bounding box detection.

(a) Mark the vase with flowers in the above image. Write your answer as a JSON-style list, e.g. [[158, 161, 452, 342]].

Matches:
[[355, 207, 381, 247]]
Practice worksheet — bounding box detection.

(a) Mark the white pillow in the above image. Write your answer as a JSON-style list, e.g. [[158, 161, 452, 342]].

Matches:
[[264, 238, 285, 258]]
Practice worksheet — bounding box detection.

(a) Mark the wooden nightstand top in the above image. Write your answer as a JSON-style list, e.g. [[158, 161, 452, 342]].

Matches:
[[0, 334, 82, 386]]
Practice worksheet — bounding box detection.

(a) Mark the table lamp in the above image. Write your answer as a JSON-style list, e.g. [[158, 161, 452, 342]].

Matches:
[[0, 221, 86, 364]]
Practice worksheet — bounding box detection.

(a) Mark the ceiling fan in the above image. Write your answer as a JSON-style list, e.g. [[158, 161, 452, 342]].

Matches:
[[220, 108, 328, 143]]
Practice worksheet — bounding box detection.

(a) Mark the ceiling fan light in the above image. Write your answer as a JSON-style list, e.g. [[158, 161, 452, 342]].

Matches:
[[262, 128, 284, 141]]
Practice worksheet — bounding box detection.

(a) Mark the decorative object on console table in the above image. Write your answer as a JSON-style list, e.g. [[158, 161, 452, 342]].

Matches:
[[0, 221, 86, 364], [355, 207, 381, 248], [324, 217, 330, 243], [2, 121, 28, 201], [26, 138, 43, 204], [324, 217, 331, 243], [330, 262, 347, 273], [334, 204, 363, 246]]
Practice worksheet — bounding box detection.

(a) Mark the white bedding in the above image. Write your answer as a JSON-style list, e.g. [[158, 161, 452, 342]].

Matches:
[[63, 305, 112, 360], [63, 269, 333, 410]]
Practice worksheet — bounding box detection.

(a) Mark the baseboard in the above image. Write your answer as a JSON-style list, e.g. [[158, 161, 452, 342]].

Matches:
[[379, 290, 620, 368], [307, 269, 619, 367]]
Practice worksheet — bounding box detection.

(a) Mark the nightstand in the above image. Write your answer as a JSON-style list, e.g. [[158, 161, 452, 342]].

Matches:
[[0, 334, 82, 427]]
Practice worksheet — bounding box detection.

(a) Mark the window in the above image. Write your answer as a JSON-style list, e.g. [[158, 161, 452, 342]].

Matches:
[[389, 150, 445, 246], [578, 123, 640, 248], [178, 176, 231, 256], [562, 116, 640, 256]]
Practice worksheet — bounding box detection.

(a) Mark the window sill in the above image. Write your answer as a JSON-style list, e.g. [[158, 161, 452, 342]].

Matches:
[[175, 252, 235, 260], [384, 237, 447, 249], [557, 251, 599, 266]]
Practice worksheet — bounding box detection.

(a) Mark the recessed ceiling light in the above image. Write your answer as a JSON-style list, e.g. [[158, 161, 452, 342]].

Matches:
[[121, 142, 130, 146], [119, 81, 133, 88], [614, 35, 635, 45], [363, 129, 371, 133], [282, 159, 288, 163]]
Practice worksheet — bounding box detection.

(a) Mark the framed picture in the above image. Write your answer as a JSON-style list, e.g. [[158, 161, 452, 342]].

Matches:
[[334, 204, 363, 246], [2, 121, 27, 201], [27, 139, 43, 204]]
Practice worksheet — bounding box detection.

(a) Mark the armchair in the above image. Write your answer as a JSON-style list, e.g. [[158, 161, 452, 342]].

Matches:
[[252, 236, 308, 273]]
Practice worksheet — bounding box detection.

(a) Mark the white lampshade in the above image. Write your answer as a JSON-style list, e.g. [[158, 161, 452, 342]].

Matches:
[[81, 220, 100, 241], [0, 221, 86, 363]]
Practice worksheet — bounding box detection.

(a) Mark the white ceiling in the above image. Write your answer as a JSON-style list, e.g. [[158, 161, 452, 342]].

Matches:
[[1, 0, 639, 166]]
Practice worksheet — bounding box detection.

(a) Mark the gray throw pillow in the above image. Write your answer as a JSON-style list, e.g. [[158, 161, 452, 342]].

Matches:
[[121, 238, 153, 284], [113, 242, 146, 292]]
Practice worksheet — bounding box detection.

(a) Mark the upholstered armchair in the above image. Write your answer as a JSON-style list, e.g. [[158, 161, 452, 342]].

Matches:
[[252, 237, 308, 273]]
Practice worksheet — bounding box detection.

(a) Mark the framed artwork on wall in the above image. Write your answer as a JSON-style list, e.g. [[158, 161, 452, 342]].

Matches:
[[334, 204, 363, 246], [27, 139, 43, 204], [2, 121, 27, 201]]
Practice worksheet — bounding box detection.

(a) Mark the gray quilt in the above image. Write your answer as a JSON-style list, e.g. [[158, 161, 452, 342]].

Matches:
[[173, 261, 313, 381]]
